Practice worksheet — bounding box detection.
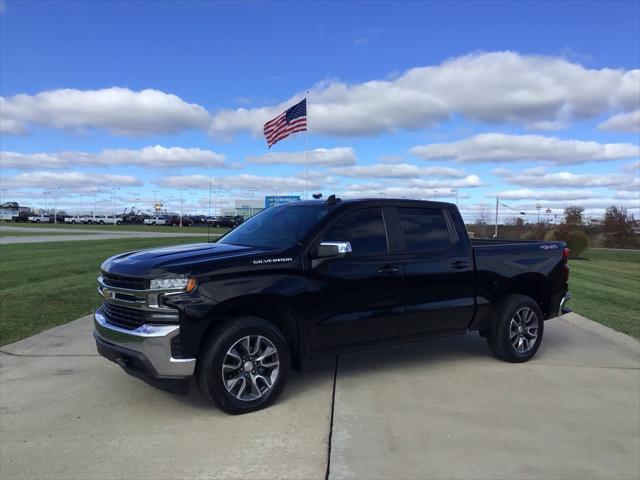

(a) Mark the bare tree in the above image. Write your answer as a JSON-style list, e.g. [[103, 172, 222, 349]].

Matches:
[[564, 206, 584, 225]]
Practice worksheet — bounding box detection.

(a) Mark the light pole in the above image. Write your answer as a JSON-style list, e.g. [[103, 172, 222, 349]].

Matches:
[[178, 188, 187, 227], [51, 186, 61, 223], [112, 187, 121, 224], [450, 189, 459, 204], [247, 189, 257, 218], [43, 190, 50, 216], [189, 192, 195, 216], [536, 203, 542, 224], [434, 190, 437, 201], [546, 208, 552, 225]]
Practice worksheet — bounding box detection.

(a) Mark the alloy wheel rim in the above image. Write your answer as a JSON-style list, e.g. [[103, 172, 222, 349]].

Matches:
[[509, 307, 539, 353], [221, 335, 280, 401]]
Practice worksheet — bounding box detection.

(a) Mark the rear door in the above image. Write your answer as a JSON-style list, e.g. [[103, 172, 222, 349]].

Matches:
[[389, 206, 475, 334], [304, 207, 405, 350]]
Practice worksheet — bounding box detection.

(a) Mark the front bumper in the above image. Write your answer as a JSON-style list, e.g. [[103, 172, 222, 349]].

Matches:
[[94, 309, 196, 392]]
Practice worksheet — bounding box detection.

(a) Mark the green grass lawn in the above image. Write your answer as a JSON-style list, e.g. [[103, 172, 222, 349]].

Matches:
[[569, 248, 640, 338], [0, 237, 209, 346], [0, 221, 229, 235], [1, 241, 637, 347]]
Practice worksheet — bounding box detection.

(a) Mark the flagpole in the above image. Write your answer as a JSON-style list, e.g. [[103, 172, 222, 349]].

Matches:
[[305, 91, 309, 200]]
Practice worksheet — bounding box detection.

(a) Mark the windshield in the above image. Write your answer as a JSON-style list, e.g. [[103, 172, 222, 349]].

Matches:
[[219, 205, 330, 249]]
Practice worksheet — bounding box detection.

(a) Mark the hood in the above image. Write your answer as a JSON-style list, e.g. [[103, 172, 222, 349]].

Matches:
[[101, 242, 274, 278]]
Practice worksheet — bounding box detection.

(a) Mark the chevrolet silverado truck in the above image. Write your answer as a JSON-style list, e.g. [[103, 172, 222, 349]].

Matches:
[[94, 197, 570, 414]]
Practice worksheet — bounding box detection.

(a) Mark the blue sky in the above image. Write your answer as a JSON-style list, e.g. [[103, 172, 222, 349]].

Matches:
[[0, 0, 639, 221]]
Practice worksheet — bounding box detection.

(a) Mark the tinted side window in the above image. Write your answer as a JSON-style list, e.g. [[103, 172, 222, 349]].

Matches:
[[322, 208, 388, 257], [398, 208, 451, 252]]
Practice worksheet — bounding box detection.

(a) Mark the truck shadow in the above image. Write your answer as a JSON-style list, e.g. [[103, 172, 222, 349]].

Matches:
[[166, 331, 535, 411]]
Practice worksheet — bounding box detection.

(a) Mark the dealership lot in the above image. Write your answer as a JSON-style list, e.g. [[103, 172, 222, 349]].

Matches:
[[0, 225, 213, 244], [1, 312, 638, 479]]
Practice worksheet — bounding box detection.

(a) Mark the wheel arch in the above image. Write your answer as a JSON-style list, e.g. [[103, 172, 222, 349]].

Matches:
[[503, 273, 552, 318], [197, 294, 302, 368]]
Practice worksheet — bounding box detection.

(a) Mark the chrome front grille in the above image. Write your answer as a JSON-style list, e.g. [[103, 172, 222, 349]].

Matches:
[[98, 273, 181, 330], [101, 271, 147, 290]]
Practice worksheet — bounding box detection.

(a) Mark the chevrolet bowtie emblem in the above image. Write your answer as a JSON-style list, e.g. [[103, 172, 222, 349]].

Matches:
[[102, 288, 114, 300]]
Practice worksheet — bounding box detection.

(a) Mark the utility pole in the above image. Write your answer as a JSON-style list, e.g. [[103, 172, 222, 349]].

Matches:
[[494, 196, 499, 239]]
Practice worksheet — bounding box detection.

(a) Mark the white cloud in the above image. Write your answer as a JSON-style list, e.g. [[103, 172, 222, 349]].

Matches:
[[622, 160, 640, 172], [0, 88, 212, 136], [493, 189, 596, 201], [328, 163, 466, 179], [410, 133, 639, 165], [1, 146, 226, 170], [4, 171, 142, 190], [209, 51, 639, 138], [247, 147, 356, 167], [156, 174, 319, 192], [615, 191, 640, 200], [495, 167, 638, 189], [598, 110, 640, 133]]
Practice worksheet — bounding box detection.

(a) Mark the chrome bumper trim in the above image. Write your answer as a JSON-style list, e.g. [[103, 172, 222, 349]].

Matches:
[[94, 310, 195, 377], [559, 292, 572, 316]]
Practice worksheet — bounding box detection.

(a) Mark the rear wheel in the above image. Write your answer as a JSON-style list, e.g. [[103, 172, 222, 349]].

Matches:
[[197, 316, 290, 414], [487, 294, 544, 363]]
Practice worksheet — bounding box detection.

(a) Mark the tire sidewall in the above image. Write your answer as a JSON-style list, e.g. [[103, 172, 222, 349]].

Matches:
[[495, 295, 544, 362], [198, 317, 291, 414]]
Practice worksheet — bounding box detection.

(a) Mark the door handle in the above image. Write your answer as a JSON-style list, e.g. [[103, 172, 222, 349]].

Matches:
[[377, 265, 400, 275], [451, 261, 470, 270]]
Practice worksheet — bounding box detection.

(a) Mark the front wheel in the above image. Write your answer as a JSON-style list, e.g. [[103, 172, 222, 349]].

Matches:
[[197, 316, 290, 414], [487, 294, 544, 363]]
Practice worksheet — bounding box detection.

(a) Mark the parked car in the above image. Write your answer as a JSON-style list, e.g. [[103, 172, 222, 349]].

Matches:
[[165, 216, 192, 227], [95, 197, 570, 414], [28, 215, 50, 223], [65, 215, 88, 224], [187, 215, 208, 225], [143, 216, 167, 226], [208, 215, 244, 228], [90, 215, 122, 225]]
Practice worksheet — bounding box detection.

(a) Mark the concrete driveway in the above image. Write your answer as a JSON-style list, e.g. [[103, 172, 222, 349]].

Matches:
[[1, 313, 638, 479]]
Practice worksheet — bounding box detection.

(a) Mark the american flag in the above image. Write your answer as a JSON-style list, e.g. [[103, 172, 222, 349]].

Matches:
[[263, 98, 307, 148]]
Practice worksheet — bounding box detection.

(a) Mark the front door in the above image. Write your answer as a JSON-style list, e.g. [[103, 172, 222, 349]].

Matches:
[[304, 207, 404, 350]]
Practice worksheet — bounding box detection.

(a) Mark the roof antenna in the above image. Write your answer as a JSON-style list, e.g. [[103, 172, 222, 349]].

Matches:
[[325, 194, 341, 205]]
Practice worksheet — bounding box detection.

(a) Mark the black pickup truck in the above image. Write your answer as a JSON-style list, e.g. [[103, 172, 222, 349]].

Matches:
[[95, 197, 570, 414]]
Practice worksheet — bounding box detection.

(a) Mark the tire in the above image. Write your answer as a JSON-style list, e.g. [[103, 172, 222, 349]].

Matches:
[[99, 220, 104, 225], [197, 316, 291, 414], [151, 222, 156, 226], [487, 294, 544, 363], [35, 219, 40, 223]]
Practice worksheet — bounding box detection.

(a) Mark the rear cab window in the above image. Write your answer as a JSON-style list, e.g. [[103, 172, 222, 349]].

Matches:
[[396, 207, 453, 253]]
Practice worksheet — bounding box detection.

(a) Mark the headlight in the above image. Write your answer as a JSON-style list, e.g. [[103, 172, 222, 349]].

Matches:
[[150, 278, 197, 292]]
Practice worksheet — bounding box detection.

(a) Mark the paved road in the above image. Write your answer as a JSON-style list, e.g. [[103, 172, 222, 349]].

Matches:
[[0, 225, 215, 244], [1, 313, 638, 479]]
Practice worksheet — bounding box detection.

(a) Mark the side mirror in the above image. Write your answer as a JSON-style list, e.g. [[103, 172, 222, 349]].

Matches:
[[315, 241, 352, 259]]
